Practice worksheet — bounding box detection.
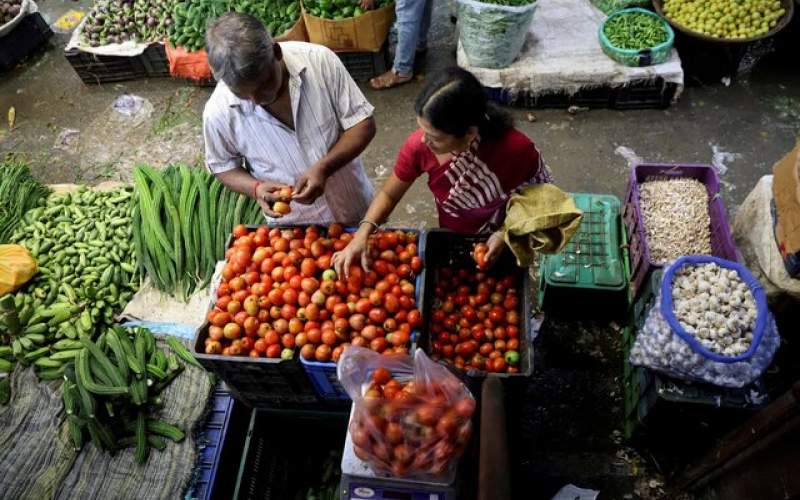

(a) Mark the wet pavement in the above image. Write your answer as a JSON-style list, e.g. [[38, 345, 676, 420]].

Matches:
[[2, 1, 800, 499]]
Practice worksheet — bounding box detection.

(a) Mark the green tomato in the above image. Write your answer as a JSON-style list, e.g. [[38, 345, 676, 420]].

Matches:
[[322, 269, 337, 281], [504, 350, 520, 366], [281, 348, 294, 360]]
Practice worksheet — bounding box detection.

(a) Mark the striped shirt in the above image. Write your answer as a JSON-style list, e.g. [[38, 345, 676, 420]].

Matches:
[[202, 42, 375, 225]]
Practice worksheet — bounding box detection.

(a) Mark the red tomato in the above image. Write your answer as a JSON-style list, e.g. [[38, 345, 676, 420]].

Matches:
[[368, 308, 387, 324], [280, 304, 297, 320], [372, 367, 392, 385], [307, 328, 322, 344], [266, 344, 281, 358], [370, 337, 388, 353], [233, 224, 249, 238], [254, 338, 268, 353], [315, 344, 332, 361]]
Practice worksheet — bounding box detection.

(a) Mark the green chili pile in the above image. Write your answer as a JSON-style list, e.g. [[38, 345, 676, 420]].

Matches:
[[603, 12, 668, 50]]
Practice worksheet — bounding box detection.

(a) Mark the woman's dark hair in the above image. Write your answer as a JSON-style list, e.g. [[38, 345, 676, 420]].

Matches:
[[414, 67, 513, 141]]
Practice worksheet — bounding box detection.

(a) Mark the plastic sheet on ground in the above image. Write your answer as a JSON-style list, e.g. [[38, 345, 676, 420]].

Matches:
[[457, 0, 683, 98], [733, 175, 800, 302]]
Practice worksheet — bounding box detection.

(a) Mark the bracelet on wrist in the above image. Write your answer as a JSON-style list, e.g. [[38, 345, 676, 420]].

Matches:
[[358, 219, 379, 232], [252, 181, 262, 200]]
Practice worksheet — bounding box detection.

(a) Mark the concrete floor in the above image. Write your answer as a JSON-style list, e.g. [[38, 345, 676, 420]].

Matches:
[[2, 1, 800, 498]]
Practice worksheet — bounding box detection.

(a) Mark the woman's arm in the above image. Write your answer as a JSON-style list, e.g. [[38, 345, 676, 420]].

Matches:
[[333, 173, 412, 278]]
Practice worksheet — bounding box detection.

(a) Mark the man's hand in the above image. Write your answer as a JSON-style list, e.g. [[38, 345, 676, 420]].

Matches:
[[484, 231, 506, 268], [293, 165, 327, 205], [360, 0, 375, 9], [255, 181, 290, 218]]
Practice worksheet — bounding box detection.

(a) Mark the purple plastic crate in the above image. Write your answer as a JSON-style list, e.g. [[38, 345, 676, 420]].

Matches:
[[622, 164, 738, 298]]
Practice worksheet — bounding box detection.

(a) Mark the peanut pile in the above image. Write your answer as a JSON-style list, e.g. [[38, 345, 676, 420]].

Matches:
[[639, 177, 712, 263]]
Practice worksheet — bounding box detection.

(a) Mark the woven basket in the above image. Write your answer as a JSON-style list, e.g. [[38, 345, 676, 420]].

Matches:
[[599, 8, 674, 67]]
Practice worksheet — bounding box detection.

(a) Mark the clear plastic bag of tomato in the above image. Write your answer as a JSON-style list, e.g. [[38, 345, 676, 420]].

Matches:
[[338, 346, 476, 479]]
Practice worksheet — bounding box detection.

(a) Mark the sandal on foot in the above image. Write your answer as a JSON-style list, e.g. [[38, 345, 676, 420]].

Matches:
[[369, 70, 413, 90]]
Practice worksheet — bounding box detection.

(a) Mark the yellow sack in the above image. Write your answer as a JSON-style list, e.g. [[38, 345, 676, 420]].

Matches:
[[0, 245, 37, 297], [502, 184, 583, 266]]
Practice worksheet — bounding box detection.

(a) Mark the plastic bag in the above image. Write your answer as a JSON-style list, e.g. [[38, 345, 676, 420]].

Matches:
[[165, 44, 213, 82], [0, 245, 37, 296], [629, 256, 780, 388], [338, 347, 476, 478], [456, 0, 537, 69]]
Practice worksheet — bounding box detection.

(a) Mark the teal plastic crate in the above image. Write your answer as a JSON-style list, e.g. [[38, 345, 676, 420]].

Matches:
[[539, 193, 630, 319]]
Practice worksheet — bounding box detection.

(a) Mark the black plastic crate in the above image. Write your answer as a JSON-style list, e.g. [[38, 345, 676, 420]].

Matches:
[[233, 410, 348, 500], [418, 229, 533, 380], [0, 13, 53, 72], [189, 384, 250, 500], [65, 43, 169, 84], [485, 78, 679, 110], [336, 44, 389, 82], [194, 322, 320, 409]]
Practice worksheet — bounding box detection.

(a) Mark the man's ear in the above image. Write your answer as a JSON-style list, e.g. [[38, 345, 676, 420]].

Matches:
[[273, 42, 283, 61]]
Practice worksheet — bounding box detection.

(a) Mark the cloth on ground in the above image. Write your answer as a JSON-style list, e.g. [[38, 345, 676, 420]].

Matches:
[[733, 175, 800, 301], [0, 345, 212, 499], [457, 0, 683, 97], [56, 341, 212, 500], [0, 367, 77, 500], [502, 184, 583, 266]]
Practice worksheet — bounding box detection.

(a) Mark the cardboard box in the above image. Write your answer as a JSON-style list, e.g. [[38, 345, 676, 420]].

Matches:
[[772, 143, 800, 263], [275, 16, 309, 43], [302, 3, 394, 53]]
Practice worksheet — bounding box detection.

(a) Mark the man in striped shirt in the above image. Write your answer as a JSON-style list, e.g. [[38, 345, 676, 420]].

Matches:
[[202, 13, 376, 225]]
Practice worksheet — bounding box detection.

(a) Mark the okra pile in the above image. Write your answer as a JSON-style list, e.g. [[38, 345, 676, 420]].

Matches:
[[133, 164, 264, 300], [61, 327, 198, 463], [0, 187, 138, 382], [603, 12, 669, 50]]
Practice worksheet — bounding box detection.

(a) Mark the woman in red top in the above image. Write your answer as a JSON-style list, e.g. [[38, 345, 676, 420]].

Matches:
[[333, 67, 552, 276]]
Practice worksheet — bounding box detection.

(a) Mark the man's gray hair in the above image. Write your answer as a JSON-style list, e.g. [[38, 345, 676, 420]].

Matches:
[[206, 13, 275, 88]]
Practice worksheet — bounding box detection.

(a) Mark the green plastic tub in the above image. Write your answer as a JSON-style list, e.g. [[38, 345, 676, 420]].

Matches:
[[599, 8, 674, 67]]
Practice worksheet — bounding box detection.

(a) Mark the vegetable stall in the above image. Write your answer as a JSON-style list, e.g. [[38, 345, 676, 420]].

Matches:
[[0, 149, 795, 500]]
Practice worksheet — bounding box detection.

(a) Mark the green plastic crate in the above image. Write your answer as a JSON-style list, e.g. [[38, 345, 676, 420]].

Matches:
[[538, 193, 630, 319]]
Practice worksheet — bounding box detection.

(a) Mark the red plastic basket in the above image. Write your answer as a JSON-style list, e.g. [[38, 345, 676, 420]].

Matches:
[[622, 163, 738, 298]]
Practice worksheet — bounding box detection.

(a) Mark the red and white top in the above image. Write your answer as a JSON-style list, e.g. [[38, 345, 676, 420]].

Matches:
[[393, 128, 552, 234]]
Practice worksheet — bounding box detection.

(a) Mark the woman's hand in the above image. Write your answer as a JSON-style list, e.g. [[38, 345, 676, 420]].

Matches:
[[483, 231, 505, 268], [333, 231, 371, 279]]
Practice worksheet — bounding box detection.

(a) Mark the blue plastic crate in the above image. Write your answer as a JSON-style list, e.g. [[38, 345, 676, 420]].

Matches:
[[188, 384, 249, 500], [301, 229, 427, 401]]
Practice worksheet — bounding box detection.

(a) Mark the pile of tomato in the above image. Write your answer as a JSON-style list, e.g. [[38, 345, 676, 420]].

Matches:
[[428, 267, 522, 373], [203, 224, 423, 362], [350, 367, 475, 477]]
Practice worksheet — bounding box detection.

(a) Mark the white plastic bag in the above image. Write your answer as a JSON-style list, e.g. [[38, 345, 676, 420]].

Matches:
[[456, 0, 537, 69], [629, 256, 780, 388]]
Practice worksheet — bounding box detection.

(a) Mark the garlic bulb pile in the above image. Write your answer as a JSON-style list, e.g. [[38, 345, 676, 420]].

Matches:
[[672, 263, 756, 356], [639, 178, 712, 263]]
